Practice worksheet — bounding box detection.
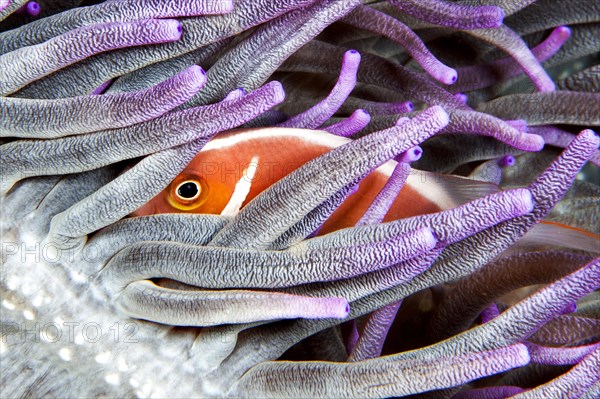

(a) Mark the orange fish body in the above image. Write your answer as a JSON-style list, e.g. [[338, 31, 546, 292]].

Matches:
[[133, 128, 468, 233]]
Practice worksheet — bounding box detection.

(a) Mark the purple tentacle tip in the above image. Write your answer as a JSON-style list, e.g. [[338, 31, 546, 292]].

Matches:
[[326, 299, 351, 319], [554, 25, 572, 41], [497, 155, 516, 167], [25, 1, 40, 16], [324, 108, 370, 137], [447, 70, 458, 85], [169, 20, 183, 40], [399, 145, 423, 163], [16, 1, 40, 16], [583, 129, 600, 148], [480, 303, 500, 324], [329, 298, 351, 318], [437, 65, 458, 85], [409, 146, 423, 161], [453, 93, 468, 104], [395, 116, 410, 126], [561, 302, 577, 315], [90, 78, 114, 95]]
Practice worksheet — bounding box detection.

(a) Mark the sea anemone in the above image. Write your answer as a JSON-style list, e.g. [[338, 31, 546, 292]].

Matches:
[[1, 0, 599, 398]]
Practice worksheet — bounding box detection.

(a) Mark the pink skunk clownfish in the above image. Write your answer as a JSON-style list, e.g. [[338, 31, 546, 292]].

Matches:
[[132, 127, 496, 233], [132, 127, 600, 251]]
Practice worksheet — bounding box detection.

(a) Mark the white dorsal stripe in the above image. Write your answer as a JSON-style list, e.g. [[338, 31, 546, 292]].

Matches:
[[202, 127, 351, 152], [220, 156, 260, 217]]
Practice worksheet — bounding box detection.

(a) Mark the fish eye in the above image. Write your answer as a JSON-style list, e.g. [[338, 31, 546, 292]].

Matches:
[[176, 181, 200, 200], [166, 175, 209, 211]]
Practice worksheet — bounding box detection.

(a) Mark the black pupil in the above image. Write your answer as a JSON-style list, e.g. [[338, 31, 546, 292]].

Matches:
[[177, 182, 199, 199]]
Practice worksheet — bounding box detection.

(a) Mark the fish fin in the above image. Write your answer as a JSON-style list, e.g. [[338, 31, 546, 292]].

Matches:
[[520, 221, 600, 253], [407, 170, 501, 211]]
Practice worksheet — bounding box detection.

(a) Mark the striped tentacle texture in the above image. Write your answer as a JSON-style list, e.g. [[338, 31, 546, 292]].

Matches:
[[1, 0, 598, 398]]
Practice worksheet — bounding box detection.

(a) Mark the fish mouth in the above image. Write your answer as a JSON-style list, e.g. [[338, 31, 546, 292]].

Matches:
[[1, 1, 599, 398]]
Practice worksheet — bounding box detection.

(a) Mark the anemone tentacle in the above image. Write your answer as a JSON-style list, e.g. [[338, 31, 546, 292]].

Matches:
[[0, 19, 184, 95], [453, 26, 571, 93], [279, 49, 360, 129], [229, 344, 529, 398], [0, 65, 207, 138], [101, 226, 437, 291], [389, 0, 504, 30], [324, 109, 371, 137], [478, 91, 600, 126], [117, 280, 351, 326]]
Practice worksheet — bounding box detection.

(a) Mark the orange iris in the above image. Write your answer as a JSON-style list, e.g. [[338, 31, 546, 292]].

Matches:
[[166, 174, 209, 211]]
